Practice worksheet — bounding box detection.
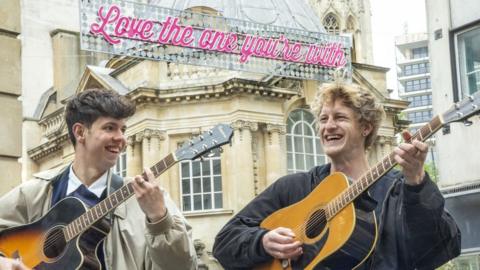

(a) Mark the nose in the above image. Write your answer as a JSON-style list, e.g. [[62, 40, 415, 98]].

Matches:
[[324, 117, 337, 130]]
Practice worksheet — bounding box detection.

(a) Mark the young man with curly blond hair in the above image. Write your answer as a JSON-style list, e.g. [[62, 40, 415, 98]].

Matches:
[[213, 83, 460, 269]]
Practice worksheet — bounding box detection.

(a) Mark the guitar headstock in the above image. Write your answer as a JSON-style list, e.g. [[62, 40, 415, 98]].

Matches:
[[442, 91, 480, 125], [175, 124, 234, 161]]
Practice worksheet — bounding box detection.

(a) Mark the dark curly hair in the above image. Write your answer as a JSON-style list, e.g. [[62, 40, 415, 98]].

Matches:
[[65, 88, 136, 146]]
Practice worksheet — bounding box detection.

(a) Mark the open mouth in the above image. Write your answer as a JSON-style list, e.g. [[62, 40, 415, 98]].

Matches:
[[106, 146, 120, 154], [324, 134, 344, 142]]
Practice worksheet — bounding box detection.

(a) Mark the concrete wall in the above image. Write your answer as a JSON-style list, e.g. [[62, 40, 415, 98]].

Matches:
[[0, 0, 22, 195]]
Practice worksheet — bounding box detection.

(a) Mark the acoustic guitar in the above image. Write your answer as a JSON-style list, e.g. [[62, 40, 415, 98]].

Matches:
[[0, 124, 233, 269], [256, 92, 480, 270]]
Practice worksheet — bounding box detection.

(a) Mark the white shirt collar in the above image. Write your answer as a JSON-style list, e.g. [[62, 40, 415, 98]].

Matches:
[[66, 166, 108, 198]]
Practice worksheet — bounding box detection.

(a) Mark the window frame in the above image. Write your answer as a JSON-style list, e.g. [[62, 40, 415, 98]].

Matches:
[[286, 109, 327, 174], [179, 152, 223, 213], [450, 19, 480, 102]]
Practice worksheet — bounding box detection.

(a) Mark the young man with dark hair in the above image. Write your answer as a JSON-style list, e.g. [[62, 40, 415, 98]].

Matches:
[[213, 83, 460, 269], [0, 88, 197, 270]]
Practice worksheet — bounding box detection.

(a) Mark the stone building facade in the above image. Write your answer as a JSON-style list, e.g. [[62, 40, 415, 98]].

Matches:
[[18, 0, 409, 268], [0, 0, 22, 196]]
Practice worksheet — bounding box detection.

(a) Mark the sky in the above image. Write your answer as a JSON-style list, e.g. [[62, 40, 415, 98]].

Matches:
[[370, 0, 427, 96]]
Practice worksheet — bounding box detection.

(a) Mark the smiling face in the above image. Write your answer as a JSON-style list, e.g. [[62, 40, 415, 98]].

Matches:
[[75, 116, 127, 172], [318, 99, 369, 160]]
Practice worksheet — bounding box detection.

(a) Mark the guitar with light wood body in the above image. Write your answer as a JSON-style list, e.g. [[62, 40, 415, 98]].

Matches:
[[255, 92, 480, 270]]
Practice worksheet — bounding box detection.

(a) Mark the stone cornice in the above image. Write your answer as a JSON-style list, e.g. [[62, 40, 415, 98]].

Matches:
[[126, 78, 300, 105], [28, 133, 69, 161]]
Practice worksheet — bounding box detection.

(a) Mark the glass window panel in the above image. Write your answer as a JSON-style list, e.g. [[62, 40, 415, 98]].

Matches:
[[193, 177, 201, 193], [192, 162, 201, 177], [306, 155, 315, 169], [182, 179, 190, 194], [316, 155, 325, 165], [286, 135, 292, 151], [214, 193, 223, 208], [289, 110, 301, 121], [287, 154, 293, 169], [182, 195, 191, 211], [181, 163, 190, 177], [316, 139, 322, 154], [295, 153, 305, 171], [303, 111, 314, 123], [193, 195, 202, 210], [203, 194, 212, 210], [214, 176, 222, 192], [294, 136, 304, 152], [212, 160, 221, 174], [293, 123, 303, 134], [304, 137, 314, 154], [201, 160, 210, 175], [203, 177, 211, 192], [303, 123, 312, 136]]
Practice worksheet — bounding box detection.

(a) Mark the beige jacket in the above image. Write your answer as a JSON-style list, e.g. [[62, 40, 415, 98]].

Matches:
[[0, 168, 197, 270]]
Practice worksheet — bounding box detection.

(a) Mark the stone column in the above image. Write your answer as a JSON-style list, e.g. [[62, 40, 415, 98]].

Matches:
[[126, 133, 143, 176], [264, 124, 287, 186], [229, 120, 258, 211], [141, 129, 165, 168]]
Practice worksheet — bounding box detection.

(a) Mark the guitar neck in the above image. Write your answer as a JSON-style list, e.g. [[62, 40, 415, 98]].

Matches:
[[326, 115, 444, 218], [64, 153, 177, 241]]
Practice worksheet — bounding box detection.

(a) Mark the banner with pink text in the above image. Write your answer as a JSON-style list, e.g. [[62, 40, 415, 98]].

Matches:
[[79, 0, 352, 81]]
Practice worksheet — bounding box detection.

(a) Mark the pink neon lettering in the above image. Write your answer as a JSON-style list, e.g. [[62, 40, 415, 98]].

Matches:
[[90, 5, 121, 44], [240, 35, 256, 63]]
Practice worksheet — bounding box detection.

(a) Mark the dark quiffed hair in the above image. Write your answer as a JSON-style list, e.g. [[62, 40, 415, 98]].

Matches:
[[65, 88, 136, 146]]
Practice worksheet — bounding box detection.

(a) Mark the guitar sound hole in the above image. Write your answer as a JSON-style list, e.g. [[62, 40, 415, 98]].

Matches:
[[43, 227, 67, 259], [305, 209, 327, 239]]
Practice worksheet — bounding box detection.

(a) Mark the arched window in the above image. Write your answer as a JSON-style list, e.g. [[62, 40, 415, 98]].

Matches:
[[286, 109, 327, 173], [323, 13, 340, 35]]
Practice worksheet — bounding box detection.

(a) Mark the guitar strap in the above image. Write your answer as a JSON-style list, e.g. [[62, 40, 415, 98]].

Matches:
[[106, 170, 124, 223]]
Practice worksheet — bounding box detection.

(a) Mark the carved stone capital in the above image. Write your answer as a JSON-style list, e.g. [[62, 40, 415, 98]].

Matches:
[[231, 120, 258, 132], [265, 123, 286, 135], [142, 128, 166, 140]]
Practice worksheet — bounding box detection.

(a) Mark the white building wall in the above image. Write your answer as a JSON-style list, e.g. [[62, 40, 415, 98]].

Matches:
[[426, 0, 480, 187]]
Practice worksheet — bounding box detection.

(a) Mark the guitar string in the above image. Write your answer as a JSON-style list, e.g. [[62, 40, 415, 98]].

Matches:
[[288, 127, 429, 241], [43, 160, 172, 251]]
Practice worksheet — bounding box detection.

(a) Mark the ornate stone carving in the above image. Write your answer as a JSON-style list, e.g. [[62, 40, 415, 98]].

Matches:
[[231, 120, 258, 132]]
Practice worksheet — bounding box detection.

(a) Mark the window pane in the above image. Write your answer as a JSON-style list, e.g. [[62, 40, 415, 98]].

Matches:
[[201, 160, 210, 175], [203, 177, 211, 192], [294, 136, 304, 152], [295, 153, 305, 171], [287, 154, 293, 169], [193, 177, 201, 193], [214, 193, 223, 208], [214, 176, 222, 192], [306, 155, 315, 169], [193, 195, 202, 210], [192, 162, 201, 177], [303, 123, 312, 136], [182, 179, 190, 194], [304, 137, 314, 154], [182, 195, 191, 211], [213, 160, 221, 174], [203, 194, 212, 210], [181, 163, 190, 177], [286, 135, 292, 151]]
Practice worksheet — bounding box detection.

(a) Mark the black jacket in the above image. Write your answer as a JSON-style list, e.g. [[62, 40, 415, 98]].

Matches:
[[213, 164, 461, 269]]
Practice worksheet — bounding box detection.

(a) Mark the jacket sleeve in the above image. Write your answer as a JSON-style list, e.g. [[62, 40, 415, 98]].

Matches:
[[401, 174, 461, 269], [212, 176, 295, 269], [0, 181, 43, 231], [143, 192, 198, 270]]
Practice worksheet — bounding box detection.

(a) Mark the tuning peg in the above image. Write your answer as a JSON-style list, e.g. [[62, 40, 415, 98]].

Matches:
[[189, 140, 194, 146], [464, 119, 473, 126], [199, 156, 204, 162], [199, 135, 204, 141], [206, 151, 216, 157], [208, 130, 213, 135], [218, 147, 223, 153]]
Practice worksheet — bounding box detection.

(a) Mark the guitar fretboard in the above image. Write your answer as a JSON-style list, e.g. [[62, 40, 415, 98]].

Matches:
[[325, 115, 443, 219], [64, 154, 176, 241]]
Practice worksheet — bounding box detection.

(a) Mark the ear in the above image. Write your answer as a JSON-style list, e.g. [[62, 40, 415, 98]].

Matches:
[[72, 123, 87, 144], [362, 123, 373, 137]]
